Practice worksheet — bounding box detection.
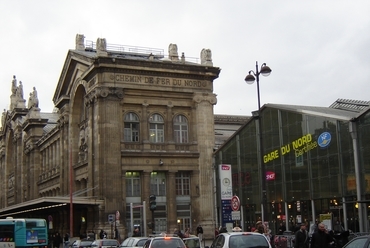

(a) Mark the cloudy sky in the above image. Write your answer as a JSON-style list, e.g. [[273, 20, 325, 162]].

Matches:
[[1, 1, 369, 116]]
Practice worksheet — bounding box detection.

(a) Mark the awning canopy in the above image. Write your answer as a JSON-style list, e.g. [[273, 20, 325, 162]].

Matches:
[[0, 197, 104, 217]]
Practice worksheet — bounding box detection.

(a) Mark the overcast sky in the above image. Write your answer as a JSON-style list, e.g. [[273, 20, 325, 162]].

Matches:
[[1, 1, 369, 117]]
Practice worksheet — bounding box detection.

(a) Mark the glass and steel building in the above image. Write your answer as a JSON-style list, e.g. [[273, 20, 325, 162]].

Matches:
[[214, 99, 370, 234]]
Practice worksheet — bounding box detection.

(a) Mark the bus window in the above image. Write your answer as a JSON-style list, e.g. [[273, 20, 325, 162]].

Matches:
[[0, 225, 14, 241], [26, 220, 45, 228]]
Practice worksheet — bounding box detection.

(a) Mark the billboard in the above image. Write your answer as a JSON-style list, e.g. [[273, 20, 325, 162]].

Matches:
[[219, 164, 233, 200]]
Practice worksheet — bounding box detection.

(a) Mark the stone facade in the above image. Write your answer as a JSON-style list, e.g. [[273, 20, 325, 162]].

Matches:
[[0, 35, 227, 239]]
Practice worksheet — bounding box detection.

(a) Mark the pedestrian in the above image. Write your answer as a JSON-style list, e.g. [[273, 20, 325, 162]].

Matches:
[[333, 221, 344, 233], [174, 228, 184, 239], [254, 221, 265, 234], [310, 223, 333, 248], [219, 226, 227, 233], [214, 227, 219, 237], [294, 223, 309, 248], [196, 225, 203, 243], [132, 227, 141, 237], [99, 229, 105, 239], [278, 223, 286, 235], [63, 233, 69, 248], [53, 232, 62, 248]]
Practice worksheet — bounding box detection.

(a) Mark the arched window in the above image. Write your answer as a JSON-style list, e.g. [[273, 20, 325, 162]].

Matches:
[[124, 112, 140, 142], [174, 115, 188, 143], [149, 114, 164, 143]]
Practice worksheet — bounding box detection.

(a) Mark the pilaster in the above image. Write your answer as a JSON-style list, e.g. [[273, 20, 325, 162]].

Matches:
[[167, 171, 177, 231]]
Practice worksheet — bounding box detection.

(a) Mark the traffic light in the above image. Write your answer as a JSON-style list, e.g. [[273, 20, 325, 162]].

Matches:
[[149, 195, 156, 211]]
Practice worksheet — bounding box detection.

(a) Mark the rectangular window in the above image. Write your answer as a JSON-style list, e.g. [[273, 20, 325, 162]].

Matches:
[[175, 172, 190, 195], [150, 172, 166, 196], [124, 123, 139, 142], [126, 172, 141, 197], [0, 224, 14, 241], [150, 124, 164, 143]]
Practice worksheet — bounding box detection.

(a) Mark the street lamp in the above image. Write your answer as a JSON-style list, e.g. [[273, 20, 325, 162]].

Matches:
[[244, 61, 272, 223]]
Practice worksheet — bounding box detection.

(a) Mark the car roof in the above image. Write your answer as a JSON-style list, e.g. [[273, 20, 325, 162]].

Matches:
[[183, 237, 199, 240], [221, 232, 265, 236]]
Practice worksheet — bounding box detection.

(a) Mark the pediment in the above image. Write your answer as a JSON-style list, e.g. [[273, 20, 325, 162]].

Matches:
[[52, 50, 93, 109]]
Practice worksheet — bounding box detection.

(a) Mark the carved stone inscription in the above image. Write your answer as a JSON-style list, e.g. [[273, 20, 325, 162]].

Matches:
[[112, 74, 208, 88]]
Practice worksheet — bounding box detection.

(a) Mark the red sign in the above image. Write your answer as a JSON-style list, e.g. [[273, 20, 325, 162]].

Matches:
[[266, 171, 275, 181], [231, 196, 240, 211]]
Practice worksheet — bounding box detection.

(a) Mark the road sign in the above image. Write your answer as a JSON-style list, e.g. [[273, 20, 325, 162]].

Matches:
[[232, 211, 241, 220], [108, 214, 115, 224], [231, 195, 240, 211]]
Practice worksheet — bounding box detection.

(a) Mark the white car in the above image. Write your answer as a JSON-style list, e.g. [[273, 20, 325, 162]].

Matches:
[[91, 239, 120, 248], [183, 236, 201, 248], [207, 232, 272, 248], [120, 237, 149, 248]]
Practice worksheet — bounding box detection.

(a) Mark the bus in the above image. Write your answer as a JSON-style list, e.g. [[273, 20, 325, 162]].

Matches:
[[0, 217, 48, 248]]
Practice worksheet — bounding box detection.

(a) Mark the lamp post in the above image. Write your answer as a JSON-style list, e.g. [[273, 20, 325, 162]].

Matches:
[[244, 61, 272, 223]]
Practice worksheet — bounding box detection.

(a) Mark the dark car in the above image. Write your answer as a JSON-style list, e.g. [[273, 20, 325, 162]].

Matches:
[[342, 235, 370, 248]]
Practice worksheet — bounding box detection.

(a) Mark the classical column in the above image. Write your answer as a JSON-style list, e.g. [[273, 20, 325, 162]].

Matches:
[[192, 92, 217, 239]]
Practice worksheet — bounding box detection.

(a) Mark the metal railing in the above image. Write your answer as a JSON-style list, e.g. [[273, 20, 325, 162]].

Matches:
[[85, 40, 164, 56], [84, 40, 200, 63]]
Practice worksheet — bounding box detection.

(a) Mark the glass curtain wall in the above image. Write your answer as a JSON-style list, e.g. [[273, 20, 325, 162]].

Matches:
[[215, 106, 363, 234]]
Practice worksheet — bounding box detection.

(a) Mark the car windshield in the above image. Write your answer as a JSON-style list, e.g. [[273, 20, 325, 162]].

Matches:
[[81, 241, 94, 246], [152, 239, 185, 248], [137, 239, 148, 246], [229, 235, 269, 248], [184, 239, 200, 248], [102, 240, 119, 246]]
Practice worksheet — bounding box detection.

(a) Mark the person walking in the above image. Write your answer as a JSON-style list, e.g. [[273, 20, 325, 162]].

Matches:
[[99, 230, 105, 239], [63, 233, 69, 248], [294, 223, 309, 248], [196, 225, 204, 243], [311, 223, 333, 248], [53, 232, 62, 248]]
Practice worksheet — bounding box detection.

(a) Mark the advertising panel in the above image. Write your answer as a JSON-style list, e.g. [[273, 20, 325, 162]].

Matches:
[[219, 164, 232, 200]]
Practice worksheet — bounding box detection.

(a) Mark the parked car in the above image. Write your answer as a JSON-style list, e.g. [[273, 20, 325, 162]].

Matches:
[[71, 239, 94, 248], [91, 239, 120, 248], [207, 232, 272, 248], [342, 235, 370, 248], [120, 237, 148, 248], [142, 235, 186, 248], [183, 236, 201, 248]]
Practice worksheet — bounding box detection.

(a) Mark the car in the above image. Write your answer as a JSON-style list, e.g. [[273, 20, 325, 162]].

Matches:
[[120, 237, 149, 248], [71, 239, 94, 248], [183, 236, 201, 248], [342, 234, 370, 248], [142, 235, 186, 248], [207, 232, 272, 248], [91, 239, 120, 248]]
